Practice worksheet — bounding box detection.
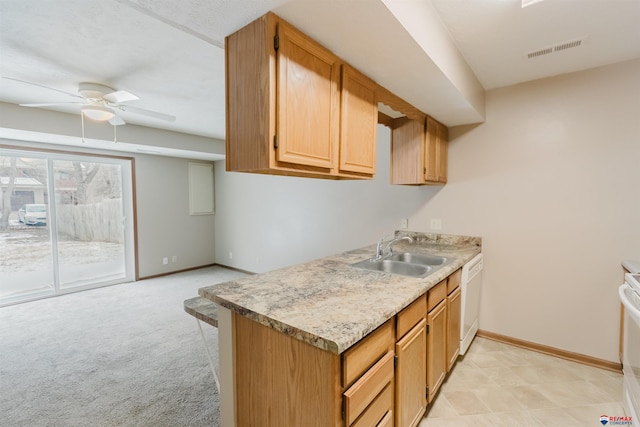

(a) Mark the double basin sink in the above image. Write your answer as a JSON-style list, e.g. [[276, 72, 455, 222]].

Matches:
[[351, 252, 452, 278]]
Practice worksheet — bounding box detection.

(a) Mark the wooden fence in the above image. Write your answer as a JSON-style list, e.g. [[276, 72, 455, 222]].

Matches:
[[56, 199, 124, 243]]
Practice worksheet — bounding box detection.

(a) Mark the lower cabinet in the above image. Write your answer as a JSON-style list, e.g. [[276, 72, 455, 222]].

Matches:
[[395, 297, 427, 427], [232, 268, 465, 426], [446, 285, 462, 371], [344, 351, 395, 426], [343, 320, 396, 426], [351, 383, 394, 427], [427, 296, 447, 403]]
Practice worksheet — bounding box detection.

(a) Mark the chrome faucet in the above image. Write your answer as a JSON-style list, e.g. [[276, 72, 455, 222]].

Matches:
[[375, 235, 414, 260]]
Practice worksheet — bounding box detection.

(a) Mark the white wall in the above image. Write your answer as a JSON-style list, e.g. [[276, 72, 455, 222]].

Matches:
[[409, 59, 640, 362], [214, 125, 439, 273], [135, 156, 216, 278]]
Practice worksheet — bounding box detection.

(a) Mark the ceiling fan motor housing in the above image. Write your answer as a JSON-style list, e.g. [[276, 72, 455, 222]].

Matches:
[[78, 82, 114, 100]]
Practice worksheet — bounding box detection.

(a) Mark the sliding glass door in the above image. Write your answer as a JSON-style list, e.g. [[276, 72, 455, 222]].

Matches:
[[0, 155, 54, 301], [0, 148, 135, 306]]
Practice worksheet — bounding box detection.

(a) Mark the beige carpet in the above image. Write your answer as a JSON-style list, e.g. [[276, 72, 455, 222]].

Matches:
[[0, 266, 246, 427]]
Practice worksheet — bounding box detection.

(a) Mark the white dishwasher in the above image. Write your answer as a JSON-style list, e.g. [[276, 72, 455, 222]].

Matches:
[[460, 253, 484, 355]]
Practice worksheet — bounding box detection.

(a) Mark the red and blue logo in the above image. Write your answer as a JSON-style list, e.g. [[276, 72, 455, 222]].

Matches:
[[600, 414, 634, 426]]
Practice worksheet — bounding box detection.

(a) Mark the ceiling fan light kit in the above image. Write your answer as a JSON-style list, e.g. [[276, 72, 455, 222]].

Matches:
[[81, 104, 115, 121], [80, 105, 119, 144]]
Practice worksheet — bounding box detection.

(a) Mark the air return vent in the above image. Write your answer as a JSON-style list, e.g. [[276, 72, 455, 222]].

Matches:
[[527, 37, 586, 59], [527, 47, 553, 58]]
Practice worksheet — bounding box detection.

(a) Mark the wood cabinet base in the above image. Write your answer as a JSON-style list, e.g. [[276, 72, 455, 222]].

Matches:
[[233, 313, 343, 426]]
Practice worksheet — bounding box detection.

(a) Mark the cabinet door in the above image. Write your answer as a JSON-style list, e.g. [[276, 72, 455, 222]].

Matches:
[[424, 117, 439, 182], [437, 121, 448, 183], [339, 64, 377, 175], [391, 117, 425, 184], [277, 20, 340, 170], [427, 299, 447, 402], [395, 318, 427, 427], [446, 286, 461, 371]]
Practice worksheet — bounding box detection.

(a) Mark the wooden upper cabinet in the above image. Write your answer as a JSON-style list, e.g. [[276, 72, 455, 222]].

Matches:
[[225, 12, 376, 179], [425, 116, 448, 184], [277, 19, 340, 170], [390, 114, 448, 185], [390, 116, 424, 185], [339, 64, 377, 176]]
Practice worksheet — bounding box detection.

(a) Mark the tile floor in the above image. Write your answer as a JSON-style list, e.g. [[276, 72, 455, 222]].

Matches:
[[420, 337, 625, 426]]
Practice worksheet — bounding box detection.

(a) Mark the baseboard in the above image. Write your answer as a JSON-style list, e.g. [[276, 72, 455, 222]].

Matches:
[[476, 329, 622, 373], [138, 263, 218, 280], [214, 263, 256, 276], [139, 263, 256, 281]]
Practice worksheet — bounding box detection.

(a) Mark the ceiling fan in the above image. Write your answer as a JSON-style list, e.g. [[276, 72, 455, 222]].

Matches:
[[4, 77, 176, 126]]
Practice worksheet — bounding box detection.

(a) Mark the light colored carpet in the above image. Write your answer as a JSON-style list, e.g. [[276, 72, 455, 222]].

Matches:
[[0, 266, 246, 427]]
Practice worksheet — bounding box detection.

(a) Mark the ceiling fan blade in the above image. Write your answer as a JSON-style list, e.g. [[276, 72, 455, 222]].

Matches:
[[3, 76, 83, 99], [20, 102, 84, 107], [103, 90, 139, 103], [120, 105, 176, 122], [109, 115, 126, 126]]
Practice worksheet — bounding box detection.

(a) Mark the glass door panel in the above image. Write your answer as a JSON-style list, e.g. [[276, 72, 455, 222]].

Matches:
[[0, 154, 55, 304], [53, 159, 127, 289]]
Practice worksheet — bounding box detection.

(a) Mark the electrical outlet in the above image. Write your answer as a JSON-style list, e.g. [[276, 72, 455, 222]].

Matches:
[[171, 255, 177, 263], [229, 252, 233, 260], [400, 218, 409, 229], [430, 218, 442, 230], [162, 257, 168, 265]]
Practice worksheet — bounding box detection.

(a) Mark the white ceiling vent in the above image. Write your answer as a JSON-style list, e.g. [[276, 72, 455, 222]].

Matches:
[[527, 36, 587, 59]]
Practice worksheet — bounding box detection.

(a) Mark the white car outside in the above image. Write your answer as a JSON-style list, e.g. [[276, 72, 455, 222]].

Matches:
[[18, 204, 47, 225]]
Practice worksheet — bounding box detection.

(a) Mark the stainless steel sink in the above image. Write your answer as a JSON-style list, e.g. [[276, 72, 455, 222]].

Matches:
[[351, 258, 432, 278], [388, 252, 449, 266], [350, 252, 451, 278]]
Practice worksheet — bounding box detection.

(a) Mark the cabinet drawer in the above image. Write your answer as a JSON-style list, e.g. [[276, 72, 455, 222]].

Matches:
[[342, 320, 394, 388], [397, 295, 426, 339], [428, 279, 447, 311], [344, 351, 395, 426], [351, 383, 394, 427], [447, 268, 462, 294], [376, 410, 393, 427]]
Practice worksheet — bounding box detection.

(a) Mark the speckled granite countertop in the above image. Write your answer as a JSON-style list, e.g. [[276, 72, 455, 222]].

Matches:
[[199, 231, 481, 354]]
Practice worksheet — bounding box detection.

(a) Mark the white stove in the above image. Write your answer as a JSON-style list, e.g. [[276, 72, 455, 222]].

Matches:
[[620, 273, 640, 426]]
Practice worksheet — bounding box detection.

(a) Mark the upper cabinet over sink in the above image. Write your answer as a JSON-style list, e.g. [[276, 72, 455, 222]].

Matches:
[[378, 85, 449, 186], [390, 115, 448, 185], [225, 12, 377, 179]]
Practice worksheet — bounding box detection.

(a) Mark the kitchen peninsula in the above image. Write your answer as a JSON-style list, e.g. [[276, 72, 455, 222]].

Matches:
[[198, 232, 481, 426]]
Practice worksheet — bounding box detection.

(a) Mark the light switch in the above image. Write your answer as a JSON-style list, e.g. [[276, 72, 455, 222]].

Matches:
[[430, 218, 442, 230]]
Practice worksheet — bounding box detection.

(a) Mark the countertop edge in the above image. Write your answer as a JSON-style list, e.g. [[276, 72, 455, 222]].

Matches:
[[198, 287, 341, 353]]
